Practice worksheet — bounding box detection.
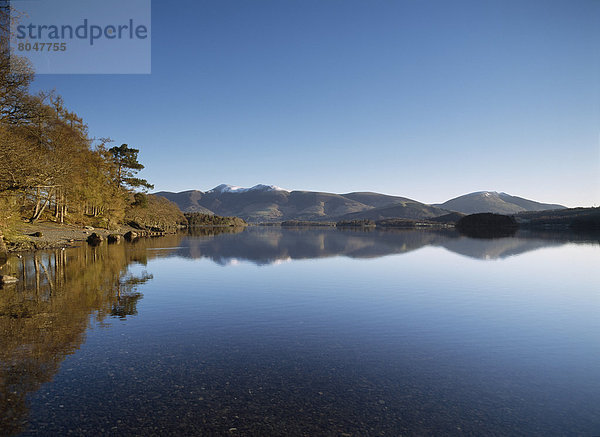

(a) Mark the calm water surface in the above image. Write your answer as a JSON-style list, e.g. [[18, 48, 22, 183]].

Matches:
[[1, 228, 599, 436]]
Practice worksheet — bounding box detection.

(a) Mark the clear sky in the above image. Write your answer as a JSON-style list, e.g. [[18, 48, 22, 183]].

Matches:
[[31, 0, 599, 207]]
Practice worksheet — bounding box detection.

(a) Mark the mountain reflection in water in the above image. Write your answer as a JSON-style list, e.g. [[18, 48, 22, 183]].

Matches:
[[0, 227, 598, 435], [178, 226, 599, 264]]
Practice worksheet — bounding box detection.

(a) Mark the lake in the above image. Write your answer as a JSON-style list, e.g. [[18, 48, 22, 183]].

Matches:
[[1, 227, 599, 436]]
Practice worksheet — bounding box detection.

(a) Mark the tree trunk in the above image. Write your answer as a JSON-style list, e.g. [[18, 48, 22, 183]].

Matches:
[[59, 190, 65, 223], [54, 189, 60, 219], [0, 230, 7, 265], [31, 187, 41, 220], [30, 188, 54, 223]]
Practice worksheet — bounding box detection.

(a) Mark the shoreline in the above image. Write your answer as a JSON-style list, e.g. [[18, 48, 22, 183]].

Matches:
[[2, 221, 243, 255], [4, 218, 598, 256], [2, 221, 174, 254], [4, 222, 117, 253]]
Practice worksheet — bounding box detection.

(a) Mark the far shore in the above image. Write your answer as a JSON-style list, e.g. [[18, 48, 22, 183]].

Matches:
[[4, 207, 599, 255]]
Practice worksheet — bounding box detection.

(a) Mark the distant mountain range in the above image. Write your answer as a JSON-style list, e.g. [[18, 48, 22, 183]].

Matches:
[[154, 185, 566, 223]]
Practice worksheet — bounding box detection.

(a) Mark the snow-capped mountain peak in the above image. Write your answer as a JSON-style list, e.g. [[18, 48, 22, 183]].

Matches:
[[208, 184, 289, 194], [209, 184, 244, 193], [475, 191, 498, 197], [248, 184, 289, 192]]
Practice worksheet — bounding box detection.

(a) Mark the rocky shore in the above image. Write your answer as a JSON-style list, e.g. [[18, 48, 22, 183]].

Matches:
[[2, 222, 170, 253]]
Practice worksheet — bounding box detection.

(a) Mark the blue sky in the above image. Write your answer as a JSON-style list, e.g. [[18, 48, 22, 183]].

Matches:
[[31, 0, 599, 206]]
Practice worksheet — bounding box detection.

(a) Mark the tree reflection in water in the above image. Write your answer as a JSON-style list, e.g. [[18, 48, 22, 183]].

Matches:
[[0, 227, 598, 434], [0, 236, 181, 435]]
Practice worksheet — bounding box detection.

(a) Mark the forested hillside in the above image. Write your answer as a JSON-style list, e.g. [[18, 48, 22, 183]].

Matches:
[[0, 6, 182, 243], [185, 213, 247, 227]]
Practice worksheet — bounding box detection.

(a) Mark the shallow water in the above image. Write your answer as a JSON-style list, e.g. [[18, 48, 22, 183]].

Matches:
[[1, 228, 599, 436]]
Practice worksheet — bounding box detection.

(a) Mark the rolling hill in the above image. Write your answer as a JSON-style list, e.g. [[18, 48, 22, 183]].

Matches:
[[337, 201, 449, 221], [434, 191, 566, 215]]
